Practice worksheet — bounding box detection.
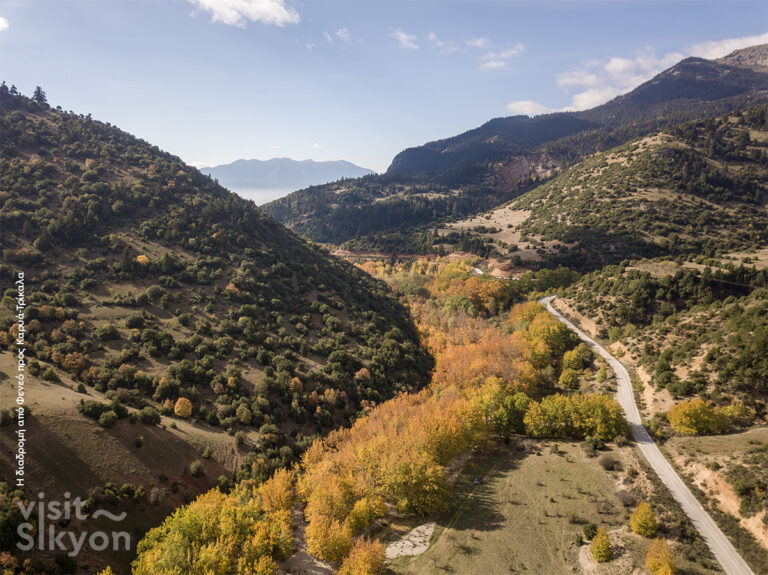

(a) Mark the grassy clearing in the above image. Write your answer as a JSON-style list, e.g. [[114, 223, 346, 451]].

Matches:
[[388, 441, 631, 575]]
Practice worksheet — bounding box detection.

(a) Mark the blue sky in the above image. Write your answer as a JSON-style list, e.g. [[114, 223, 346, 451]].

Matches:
[[0, 1, 767, 172]]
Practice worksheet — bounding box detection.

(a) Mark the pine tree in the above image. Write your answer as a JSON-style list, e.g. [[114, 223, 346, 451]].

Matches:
[[630, 502, 658, 537], [646, 537, 676, 574], [32, 85, 47, 104], [590, 526, 612, 562]]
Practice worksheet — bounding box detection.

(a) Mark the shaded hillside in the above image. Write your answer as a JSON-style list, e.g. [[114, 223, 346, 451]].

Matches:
[[0, 89, 432, 540], [264, 45, 768, 250]]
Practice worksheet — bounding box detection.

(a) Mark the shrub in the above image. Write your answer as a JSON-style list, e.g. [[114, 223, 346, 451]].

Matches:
[[590, 527, 611, 562], [138, 407, 161, 425], [98, 410, 118, 428], [42, 367, 59, 382], [630, 502, 658, 537], [190, 460, 204, 478], [135, 436, 144, 448], [597, 454, 619, 471], [616, 491, 636, 507], [583, 523, 597, 540]]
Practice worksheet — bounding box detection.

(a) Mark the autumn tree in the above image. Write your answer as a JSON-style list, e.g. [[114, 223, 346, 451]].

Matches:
[[305, 515, 352, 561], [174, 397, 193, 418], [338, 538, 386, 575], [630, 502, 658, 537], [590, 526, 612, 562], [558, 367, 580, 389], [646, 537, 676, 574], [667, 399, 729, 435]]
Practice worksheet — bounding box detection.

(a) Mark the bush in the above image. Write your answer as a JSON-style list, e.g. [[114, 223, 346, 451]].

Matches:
[[98, 410, 118, 428], [190, 460, 204, 478], [616, 491, 636, 507], [590, 527, 611, 562], [583, 523, 597, 540], [138, 406, 161, 425], [597, 454, 619, 471], [135, 436, 144, 448], [42, 366, 60, 382]]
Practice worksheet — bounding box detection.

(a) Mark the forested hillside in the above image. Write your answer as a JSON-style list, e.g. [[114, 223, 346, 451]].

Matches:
[[0, 89, 432, 572], [442, 104, 768, 268]]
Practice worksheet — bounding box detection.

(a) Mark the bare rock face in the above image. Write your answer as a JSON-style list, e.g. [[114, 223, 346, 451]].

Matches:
[[717, 43, 768, 72]]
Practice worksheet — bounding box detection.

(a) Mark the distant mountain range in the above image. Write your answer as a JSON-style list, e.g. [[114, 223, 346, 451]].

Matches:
[[201, 158, 374, 203], [264, 44, 768, 249]]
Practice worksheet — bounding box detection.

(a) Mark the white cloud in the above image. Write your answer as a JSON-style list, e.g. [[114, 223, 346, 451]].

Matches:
[[505, 32, 768, 116], [466, 37, 490, 49], [428, 31, 458, 54], [391, 28, 418, 50], [185, 0, 299, 27], [481, 60, 507, 71], [311, 142, 323, 150], [555, 47, 684, 110], [0, 17, 8, 32], [506, 100, 554, 116], [480, 42, 525, 70], [336, 28, 351, 43], [690, 31, 768, 59]]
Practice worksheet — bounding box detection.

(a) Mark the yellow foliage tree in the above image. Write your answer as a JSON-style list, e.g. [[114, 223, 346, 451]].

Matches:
[[338, 538, 386, 575], [259, 468, 294, 513], [630, 502, 658, 537], [646, 537, 676, 575], [174, 397, 193, 419], [590, 527, 612, 562], [305, 515, 352, 561], [667, 399, 729, 435]]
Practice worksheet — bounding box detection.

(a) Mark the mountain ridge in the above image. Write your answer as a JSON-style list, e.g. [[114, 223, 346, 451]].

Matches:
[[202, 156, 374, 192], [264, 44, 768, 249]]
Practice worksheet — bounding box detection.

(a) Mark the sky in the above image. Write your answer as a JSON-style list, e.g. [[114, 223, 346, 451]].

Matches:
[[0, 1, 767, 173]]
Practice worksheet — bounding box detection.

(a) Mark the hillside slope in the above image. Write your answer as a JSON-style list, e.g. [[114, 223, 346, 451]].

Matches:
[[445, 104, 768, 269], [0, 90, 431, 570]]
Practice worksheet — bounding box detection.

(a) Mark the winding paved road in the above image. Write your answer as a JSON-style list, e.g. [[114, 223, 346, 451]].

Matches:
[[541, 295, 754, 575]]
